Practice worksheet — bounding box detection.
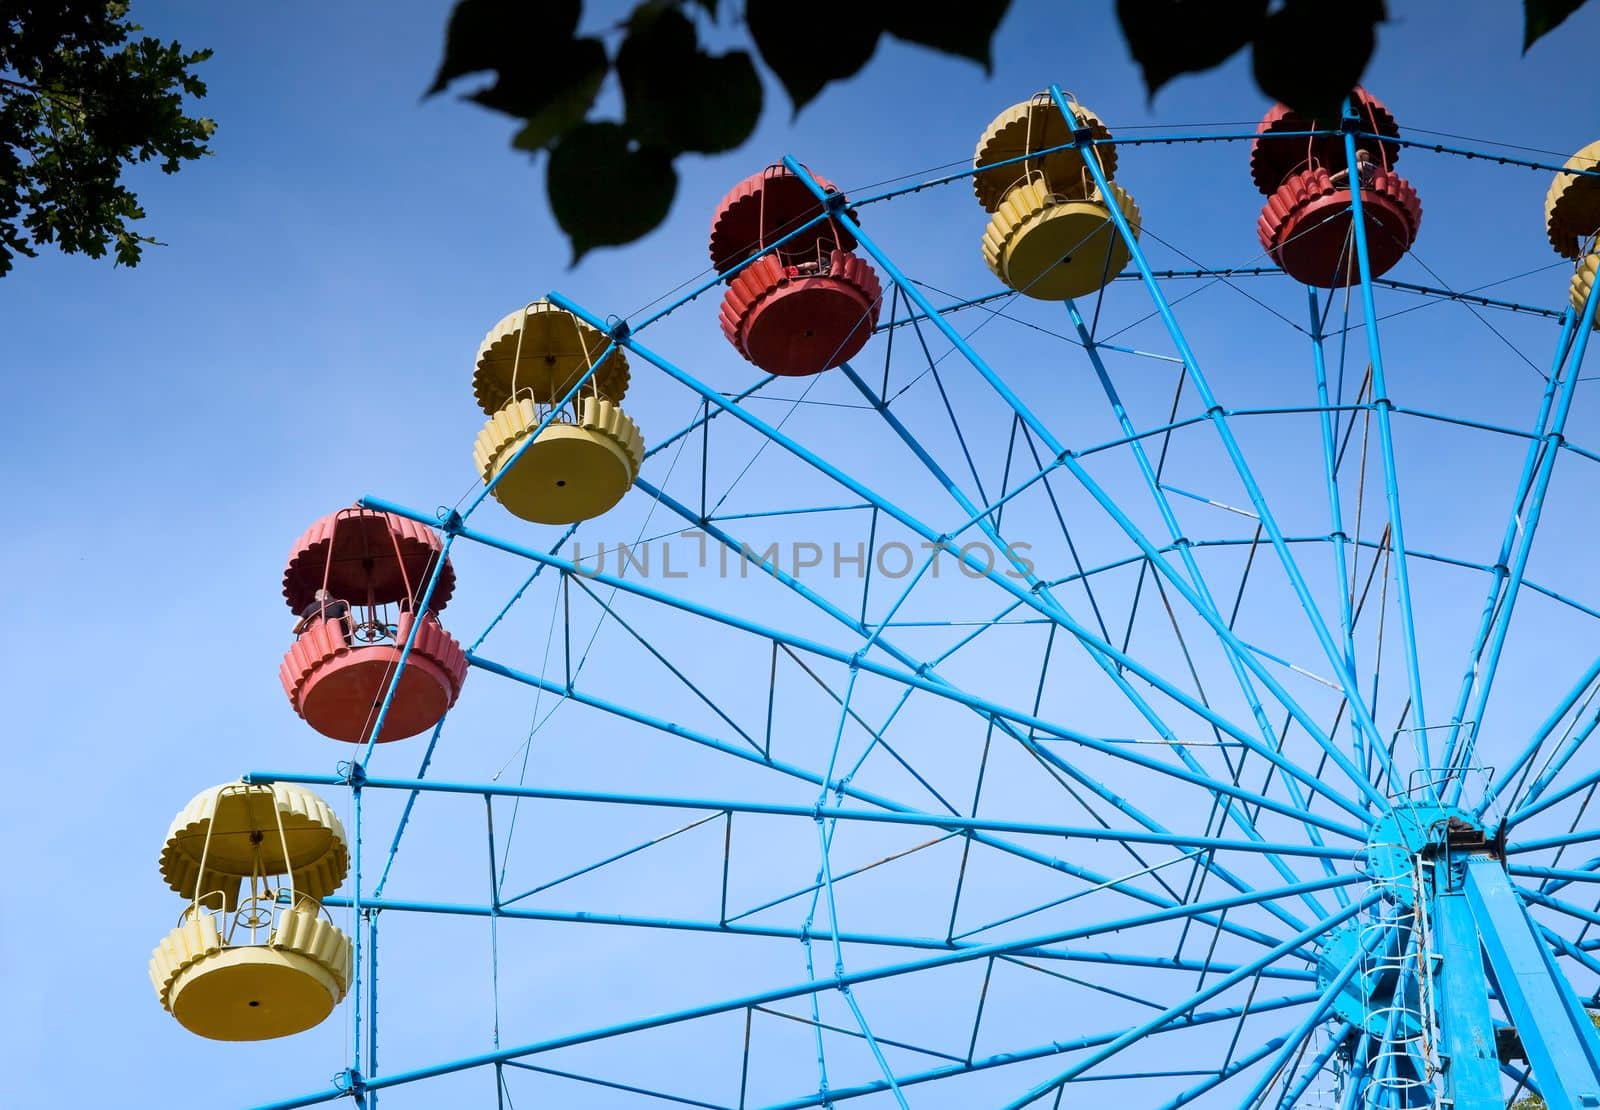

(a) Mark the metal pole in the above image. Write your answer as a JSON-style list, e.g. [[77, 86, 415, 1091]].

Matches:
[[249, 769, 1357, 859], [354, 496, 1371, 839], [999, 890, 1379, 1108], [251, 873, 1355, 1107]]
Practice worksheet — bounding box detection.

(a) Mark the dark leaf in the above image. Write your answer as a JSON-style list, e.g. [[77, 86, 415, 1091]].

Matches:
[[474, 35, 606, 140], [882, 0, 1010, 70], [508, 50, 607, 151], [746, 0, 881, 115], [1525, 0, 1592, 50], [1252, 0, 1382, 119], [547, 122, 677, 263], [617, 7, 761, 154], [1116, 0, 1266, 100], [428, 0, 580, 95]]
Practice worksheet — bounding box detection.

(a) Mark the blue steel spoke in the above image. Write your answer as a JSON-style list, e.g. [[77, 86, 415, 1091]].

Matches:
[[1273, 1021, 1355, 1109], [566, 573, 764, 755], [1492, 654, 1600, 824], [1307, 289, 1361, 701], [256, 771, 1358, 861], [501, 1060, 732, 1109], [254, 867, 1352, 1109], [1066, 299, 1347, 897], [335, 894, 1322, 980], [1525, 788, 1600, 917], [1503, 681, 1600, 821], [498, 811, 724, 909], [777, 163, 1390, 817], [757, 993, 1322, 1110], [1517, 885, 1600, 938], [1515, 859, 1600, 895], [1035, 92, 1401, 788], [838, 360, 1329, 925], [572, 345, 1372, 829], [752, 1004, 966, 1064], [1231, 927, 1382, 1105], [386, 501, 1371, 843], [1459, 294, 1593, 809], [999, 889, 1378, 1109], [455, 649, 1318, 955]]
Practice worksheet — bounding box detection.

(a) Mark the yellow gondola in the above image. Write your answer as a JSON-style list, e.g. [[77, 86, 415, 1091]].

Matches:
[[982, 176, 1141, 301], [150, 782, 352, 1040], [974, 92, 1139, 300], [1545, 140, 1600, 259], [972, 93, 1118, 213], [471, 301, 644, 524]]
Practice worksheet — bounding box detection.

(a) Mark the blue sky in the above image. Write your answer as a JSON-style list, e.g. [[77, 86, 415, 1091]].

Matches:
[[7, 1, 1600, 1106]]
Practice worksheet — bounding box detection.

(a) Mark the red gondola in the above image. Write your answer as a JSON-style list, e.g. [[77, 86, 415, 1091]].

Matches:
[[278, 507, 467, 743], [1250, 88, 1421, 287], [708, 165, 881, 377]]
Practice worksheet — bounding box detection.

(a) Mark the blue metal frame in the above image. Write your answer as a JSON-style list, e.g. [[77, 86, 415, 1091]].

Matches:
[[1433, 857, 1506, 1109], [226, 105, 1600, 1109], [1463, 857, 1600, 1108]]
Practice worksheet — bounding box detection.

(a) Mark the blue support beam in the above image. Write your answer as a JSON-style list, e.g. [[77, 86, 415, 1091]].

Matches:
[[1337, 103, 1431, 776], [1432, 866, 1502, 1109], [1047, 90, 1401, 798], [359, 495, 1370, 841], [1462, 856, 1600, 1108], [772, 154, 1391, 815], [254, 872, 1354, 1108], [247, 770, 1359, 859]]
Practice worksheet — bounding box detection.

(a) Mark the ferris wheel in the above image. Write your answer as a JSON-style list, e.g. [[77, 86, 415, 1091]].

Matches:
[[146, 84, 1600, 1108]]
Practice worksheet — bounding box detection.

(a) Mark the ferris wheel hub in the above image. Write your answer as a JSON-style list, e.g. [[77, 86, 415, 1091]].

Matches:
[[1364, 804, 1484, 909]]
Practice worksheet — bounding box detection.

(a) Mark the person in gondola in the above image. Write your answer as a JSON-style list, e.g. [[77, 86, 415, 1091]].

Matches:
[[1329, 148, 1378, 192], [293, 588, 353, 640]]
